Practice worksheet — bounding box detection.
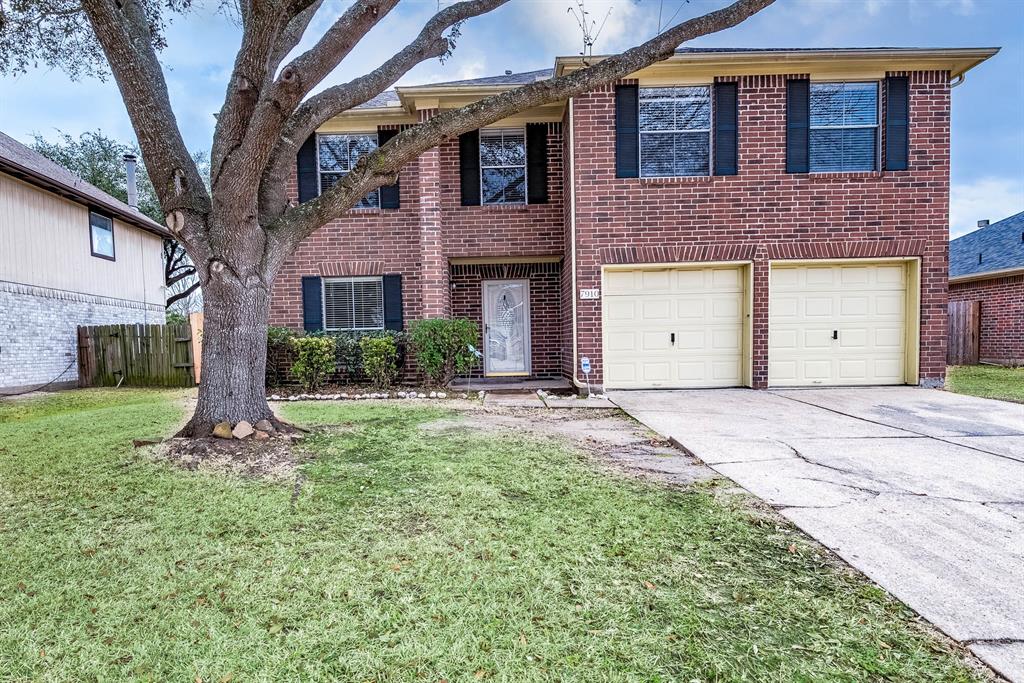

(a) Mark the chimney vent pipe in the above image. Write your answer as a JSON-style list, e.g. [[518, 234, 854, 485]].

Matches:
[[123, 154, 138, 210]]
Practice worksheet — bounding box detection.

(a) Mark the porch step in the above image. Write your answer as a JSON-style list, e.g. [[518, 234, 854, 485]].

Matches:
[[450, 377, 573, 394]]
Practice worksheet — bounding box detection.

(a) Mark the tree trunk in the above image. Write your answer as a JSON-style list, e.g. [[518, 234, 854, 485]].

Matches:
[[177, 275, 276, 437]]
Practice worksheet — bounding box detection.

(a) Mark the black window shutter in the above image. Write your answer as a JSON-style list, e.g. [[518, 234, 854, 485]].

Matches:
[[526, 123, 549, 204], [615, 84, 639, 178], [786, 79, 810, 174], [377, 128, 401, 208], [459, 130, 481, 206], [382, 274, 403, 331], [297, 135, 319, 202], [713, 82, 738, 175], [302, 276, 323, 332], [885, 76, 910, 171]]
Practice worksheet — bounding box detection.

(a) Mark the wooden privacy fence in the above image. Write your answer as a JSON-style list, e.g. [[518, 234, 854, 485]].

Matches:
[[947, 300, 980, 365], [77, 323, 196, 388]]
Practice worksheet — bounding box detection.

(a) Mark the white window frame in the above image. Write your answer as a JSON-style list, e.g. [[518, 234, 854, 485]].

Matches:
[[808, 80, 881, 173], [316, 133, 381, 209], [89, 209, 115, 260], [479, 127, 528, 205], [638, 85, 713, 178], [321, 276, 385, 332]]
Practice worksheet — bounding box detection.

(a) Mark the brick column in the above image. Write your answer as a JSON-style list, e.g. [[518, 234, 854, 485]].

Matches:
[[417, 107, 449, 317]]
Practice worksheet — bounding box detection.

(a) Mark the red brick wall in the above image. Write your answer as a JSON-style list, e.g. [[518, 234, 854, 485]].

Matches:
[[949, 274, 1024, 364], [569, 72, 951, 388], [270, 124, 566, 331], [450, 262, 563, 377]]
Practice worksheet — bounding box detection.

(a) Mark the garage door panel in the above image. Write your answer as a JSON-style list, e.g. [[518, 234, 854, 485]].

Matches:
[[769, 263, 908, 387], [603, 265, 746, 389]]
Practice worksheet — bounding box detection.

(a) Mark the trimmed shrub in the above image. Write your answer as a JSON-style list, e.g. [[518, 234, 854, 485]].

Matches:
[[359, 334, 400, 390], [409, 318, 479, 387], [290, 336, 336, 392]]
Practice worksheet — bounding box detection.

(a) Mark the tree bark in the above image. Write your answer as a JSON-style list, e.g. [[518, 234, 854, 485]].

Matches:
[[178, 273, 276, 436]]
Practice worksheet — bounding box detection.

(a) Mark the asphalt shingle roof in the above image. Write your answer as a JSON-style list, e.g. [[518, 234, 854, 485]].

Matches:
[[0, 131, 169, 237], [949, 211, 1024, 278]]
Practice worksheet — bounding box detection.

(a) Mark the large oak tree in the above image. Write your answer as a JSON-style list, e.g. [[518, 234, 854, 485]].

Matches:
[[0, 0, 774, 435]]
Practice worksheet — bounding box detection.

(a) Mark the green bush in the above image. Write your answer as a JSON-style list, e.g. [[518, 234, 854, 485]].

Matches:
[[359, 335, 400, 390], [165, 311, 187, 326], [290, 336, 336, 392], [409, 318, 479, 387], [267, 326, 296, 349]]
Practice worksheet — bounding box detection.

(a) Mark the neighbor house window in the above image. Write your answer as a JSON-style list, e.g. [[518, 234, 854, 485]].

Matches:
[[323, 277, 384, 331], [89, 210, 114, 259], [639, 86, 711, 177], [317, 133, 379, 208], [809, 82, 878, 172], [479, 128, 526, 205]]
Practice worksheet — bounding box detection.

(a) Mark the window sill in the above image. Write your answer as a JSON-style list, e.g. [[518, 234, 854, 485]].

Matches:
[[637, 175, 714, 185], [345, 207, 382, 215], [478, 203, 530, 212], [801, 171, 883, 180]]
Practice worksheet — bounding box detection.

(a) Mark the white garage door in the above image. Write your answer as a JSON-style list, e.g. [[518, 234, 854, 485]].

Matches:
[[603, 266, 745, 389], [769, 262, 908, 386]]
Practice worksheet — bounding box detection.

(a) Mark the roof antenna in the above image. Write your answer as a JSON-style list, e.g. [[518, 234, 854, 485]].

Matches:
[[567, 0, 612, 61], [658, 0, 689, 35]]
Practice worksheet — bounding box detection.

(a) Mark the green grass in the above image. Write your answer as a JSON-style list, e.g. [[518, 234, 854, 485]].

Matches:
[[947, 365, 1024, 403], [0, 389, 988, 682]]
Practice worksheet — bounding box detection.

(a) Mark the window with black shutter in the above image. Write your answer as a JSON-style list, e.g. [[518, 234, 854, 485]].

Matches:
[[638, 86, 712, 177], [322, 276, 384, 331], [808, 82, 879, 172], [317, 133, 380, 207]]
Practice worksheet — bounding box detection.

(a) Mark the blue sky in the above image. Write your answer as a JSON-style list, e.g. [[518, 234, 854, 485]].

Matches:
[[0, 0, 1020, 237]]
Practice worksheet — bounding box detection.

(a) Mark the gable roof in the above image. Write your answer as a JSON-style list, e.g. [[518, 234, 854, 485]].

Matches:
[[0, 131, 170, 238], [949, 211, 1024, 279]]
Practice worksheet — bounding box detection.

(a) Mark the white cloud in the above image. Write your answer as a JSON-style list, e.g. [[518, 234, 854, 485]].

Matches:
[[510, 0, 654, 56], [950, 177, 1024, 238]]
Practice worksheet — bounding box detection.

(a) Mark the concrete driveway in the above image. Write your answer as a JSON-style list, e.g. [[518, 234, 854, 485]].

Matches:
[[610, 386, 1024, 681]]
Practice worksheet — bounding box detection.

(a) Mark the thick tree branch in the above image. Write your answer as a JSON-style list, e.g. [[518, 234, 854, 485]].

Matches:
[[268, 0, 775, 260], [268, 0, 326, 70], [257, 0, 510, 221], [79, 0, 210, 224]]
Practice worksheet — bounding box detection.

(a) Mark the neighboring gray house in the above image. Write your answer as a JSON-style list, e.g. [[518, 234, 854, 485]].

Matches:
[[948, 211, 1024, 364], [0, 132, 170, 394]]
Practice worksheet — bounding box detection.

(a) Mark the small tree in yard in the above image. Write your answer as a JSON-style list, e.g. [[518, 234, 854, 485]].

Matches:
[[0, 0, 774, 436], [359, 335, 400, 390], [410, 319, 478, 387], [290, 336, 336, 392]]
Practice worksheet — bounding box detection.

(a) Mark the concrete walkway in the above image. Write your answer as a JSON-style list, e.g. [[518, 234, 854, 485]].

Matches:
[[610, 386, 1024, 681]]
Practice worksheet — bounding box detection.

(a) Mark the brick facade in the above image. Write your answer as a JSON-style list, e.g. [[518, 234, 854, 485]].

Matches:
[[270, 68, 953, 389], [949, 274, 1024, 364], [569, 72, 950, 388]]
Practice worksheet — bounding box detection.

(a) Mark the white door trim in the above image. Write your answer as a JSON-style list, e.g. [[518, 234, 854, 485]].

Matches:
[[482, 279, 532, 377]]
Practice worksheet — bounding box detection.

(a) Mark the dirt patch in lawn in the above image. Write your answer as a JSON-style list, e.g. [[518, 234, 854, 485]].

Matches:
[[147, 434, 312, 481], [421, 402, 718, 488]]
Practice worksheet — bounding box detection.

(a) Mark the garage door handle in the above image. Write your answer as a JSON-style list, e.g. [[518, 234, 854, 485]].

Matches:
[[832, 330, 838, 340], [670, 333, 676, 345]]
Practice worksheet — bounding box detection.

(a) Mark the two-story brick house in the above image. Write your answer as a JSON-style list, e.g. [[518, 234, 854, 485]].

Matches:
[[269, 47, 996, 390]]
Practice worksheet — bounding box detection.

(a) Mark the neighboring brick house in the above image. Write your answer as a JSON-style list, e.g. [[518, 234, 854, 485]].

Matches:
[[948, 211, 1024, 365], [269, 47, 997, 390], [0, 132, 169, 393]]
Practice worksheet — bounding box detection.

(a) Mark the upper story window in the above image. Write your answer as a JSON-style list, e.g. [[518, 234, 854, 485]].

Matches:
[[479, 128, 527, 205], [809, 82, 878, 172], [639, 86, 711, 177], [323, 276, 384, 331], [317, 133, 379, 209], [89, 210, 115, 260]]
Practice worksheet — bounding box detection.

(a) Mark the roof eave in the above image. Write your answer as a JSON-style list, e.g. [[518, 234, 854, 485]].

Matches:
[[0, 158, 171, 238], [950, 265, 1024, 284], [554, 47, 1000, 78]]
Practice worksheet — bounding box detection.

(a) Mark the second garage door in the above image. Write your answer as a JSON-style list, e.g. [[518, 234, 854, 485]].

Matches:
[[603, 265, 746, 389], [769, 262, 909, 386]]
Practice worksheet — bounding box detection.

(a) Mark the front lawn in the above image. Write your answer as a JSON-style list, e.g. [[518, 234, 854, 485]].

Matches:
[[0, 389, 989, 681], [946, 364, 1024, 403]]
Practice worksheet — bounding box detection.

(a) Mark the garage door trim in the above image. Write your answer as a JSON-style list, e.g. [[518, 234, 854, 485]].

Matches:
[[601, 261, 754, 390], [767, 257, 921, 387]]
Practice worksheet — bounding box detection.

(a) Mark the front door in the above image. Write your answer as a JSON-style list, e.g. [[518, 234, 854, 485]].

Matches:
[[482, 279, 531, 376]]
